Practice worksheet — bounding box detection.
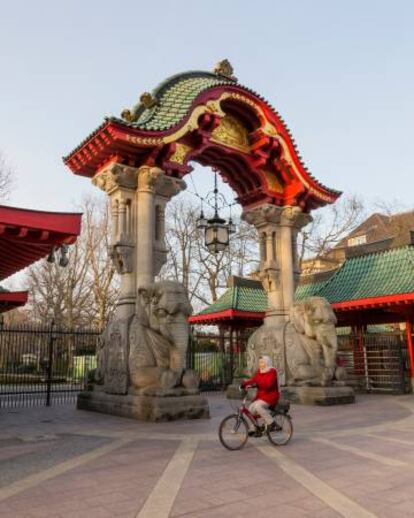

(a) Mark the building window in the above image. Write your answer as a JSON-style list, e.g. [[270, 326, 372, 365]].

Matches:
[[347, 235, 367, 247]]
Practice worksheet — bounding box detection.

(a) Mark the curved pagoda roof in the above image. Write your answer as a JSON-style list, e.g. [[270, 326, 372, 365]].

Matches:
[[0, 205, 81, 281], [115, 71, 237, 132], [64, 62, 340, 211]]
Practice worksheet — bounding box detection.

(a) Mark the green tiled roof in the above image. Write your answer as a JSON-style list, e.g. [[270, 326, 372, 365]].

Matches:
[[113, 71, 235, 132], [319, 246, 414, 303], [198, 278, 327, 316], [195, 246, 414, 318], [295, 280, 327, 301], [199, 283, 268, 315]]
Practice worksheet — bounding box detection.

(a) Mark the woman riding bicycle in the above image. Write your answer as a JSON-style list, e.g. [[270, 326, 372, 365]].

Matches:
[[241, 355, 279, 433]]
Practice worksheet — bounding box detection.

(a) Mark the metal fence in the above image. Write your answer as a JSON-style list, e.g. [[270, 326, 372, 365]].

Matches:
[[2, 324, 409, 409], [187, 350, 246, 392], [187, 332, 247, 392], [0, 323, 99, 409], [190, 331, 412, 395], [337, 332, 411, 394]]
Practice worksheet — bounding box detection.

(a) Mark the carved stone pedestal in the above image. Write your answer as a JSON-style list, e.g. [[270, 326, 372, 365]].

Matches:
[[77, 386, 210, 422], [282, 385, 355, 406]]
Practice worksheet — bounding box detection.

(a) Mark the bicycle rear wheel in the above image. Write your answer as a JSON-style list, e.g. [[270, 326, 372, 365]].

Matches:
[[267, 414, 293, 446], [219, 414, 249, 450]]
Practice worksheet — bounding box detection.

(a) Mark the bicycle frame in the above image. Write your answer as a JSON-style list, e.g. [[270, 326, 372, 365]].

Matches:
[[237, 395, 261, 429]]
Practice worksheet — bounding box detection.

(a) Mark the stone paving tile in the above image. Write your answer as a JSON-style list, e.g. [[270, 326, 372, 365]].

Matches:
[[58, 507, 114, 518], [1, 438, 178, 517], [291, 495, 335, 513], [103, 496, 148, 515], [0, 394, 414, 518], [0, 433, 113, 489], [180, 499, 258, 518]]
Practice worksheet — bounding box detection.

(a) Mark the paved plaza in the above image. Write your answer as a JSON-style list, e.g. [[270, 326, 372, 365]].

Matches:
[[0, 394, 414, 518]]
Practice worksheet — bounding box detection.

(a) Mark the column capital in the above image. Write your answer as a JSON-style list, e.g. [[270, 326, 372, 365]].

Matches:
[[155, 174, 186, 199], [137, 166, 164, 193], [92, 163, 138, 194], [280, 206, 312, 229], [242, 204, 282, 228], [137, 166, 186, 198]]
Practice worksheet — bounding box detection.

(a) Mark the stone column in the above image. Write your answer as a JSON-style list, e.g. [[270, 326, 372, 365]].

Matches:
[[153, 173, 186, 278], [243, 205, 284, 325], [243, 204, 311, 324], [136, 167, 162, 287], [280, 207, 312, 306], [135, 166, 185, 288], [93, 164, 186, 314], [92, 163, 138, 319]]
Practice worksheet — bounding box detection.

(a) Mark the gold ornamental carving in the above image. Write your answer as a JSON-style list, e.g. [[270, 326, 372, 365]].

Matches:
[[213, 59, 237, 81], [119, 90, 335, 203], [211, 115, 250, 152], [169, 143, 193, 165], [262, 170, 283, 193], [139, 92, 157, 109], [126, 135, 164, 146]]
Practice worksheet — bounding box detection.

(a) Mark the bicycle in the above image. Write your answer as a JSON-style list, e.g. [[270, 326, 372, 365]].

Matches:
[[218, 389, 293, 450]]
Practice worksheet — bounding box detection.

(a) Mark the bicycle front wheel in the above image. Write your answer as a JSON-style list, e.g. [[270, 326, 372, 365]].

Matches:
[[219, 414, 249, 450], [267, 414, 293, 446]]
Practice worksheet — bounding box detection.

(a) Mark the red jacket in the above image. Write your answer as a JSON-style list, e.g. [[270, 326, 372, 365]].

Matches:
[[242, 368, 279, 406]]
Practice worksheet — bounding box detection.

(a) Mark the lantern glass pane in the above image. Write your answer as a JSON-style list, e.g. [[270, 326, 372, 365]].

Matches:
[[216, 226, 229, 245], [205, 226, 215, 246]]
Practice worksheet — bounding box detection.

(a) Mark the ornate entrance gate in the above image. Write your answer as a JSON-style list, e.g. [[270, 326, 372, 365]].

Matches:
[[63, 60, 346, 415], [64, 59, 339, 325]]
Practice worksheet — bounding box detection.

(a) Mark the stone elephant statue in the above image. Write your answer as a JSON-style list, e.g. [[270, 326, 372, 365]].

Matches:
[[128, 280, 199, 392], [247, 296, 345, 387], [96, 280, 199, 395]]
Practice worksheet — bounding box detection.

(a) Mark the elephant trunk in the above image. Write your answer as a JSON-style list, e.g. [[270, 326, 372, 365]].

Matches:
[[167, 315, 190, 372]]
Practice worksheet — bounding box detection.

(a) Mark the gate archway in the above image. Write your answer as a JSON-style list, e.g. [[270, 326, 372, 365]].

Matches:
[[64, 60, 340, 322]]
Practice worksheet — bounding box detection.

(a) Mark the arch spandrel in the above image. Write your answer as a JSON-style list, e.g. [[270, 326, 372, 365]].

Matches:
[[64, 68, 340, 212]]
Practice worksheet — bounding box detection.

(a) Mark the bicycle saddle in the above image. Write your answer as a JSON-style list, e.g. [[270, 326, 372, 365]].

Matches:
[[270, 400, 290, 413]]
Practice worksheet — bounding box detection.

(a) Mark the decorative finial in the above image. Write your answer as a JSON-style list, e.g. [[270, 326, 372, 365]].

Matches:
[[213, 59, 237, 81], [139, 92, 157, 109], [121, 109, 135, 122]]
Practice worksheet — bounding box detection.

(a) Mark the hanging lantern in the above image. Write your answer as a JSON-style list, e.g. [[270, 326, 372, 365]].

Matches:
[[205, 213, 230, 253], [196, 172, 235, 254]]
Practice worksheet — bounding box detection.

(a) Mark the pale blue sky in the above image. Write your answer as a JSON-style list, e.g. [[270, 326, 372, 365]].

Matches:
[[0, 0, 413, 213]]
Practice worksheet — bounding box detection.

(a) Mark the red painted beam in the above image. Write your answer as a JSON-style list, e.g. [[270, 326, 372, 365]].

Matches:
[[406, 321, 414, 379], [333, 293, 414, 312], [189, 309, 265, 324], [0, 291, 28, 313]]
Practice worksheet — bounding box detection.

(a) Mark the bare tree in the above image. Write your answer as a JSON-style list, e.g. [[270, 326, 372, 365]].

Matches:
[[25, 196, 118, 328], [83, 197, 119, 329], [26, 238, 92, 327], [162, 198, 259, 311], [298, 194, 365, 272], [0, 152, 14, 200]]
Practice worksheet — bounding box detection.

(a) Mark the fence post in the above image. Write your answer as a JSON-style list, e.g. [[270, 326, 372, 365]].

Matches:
[[45, 320, 55, 407]]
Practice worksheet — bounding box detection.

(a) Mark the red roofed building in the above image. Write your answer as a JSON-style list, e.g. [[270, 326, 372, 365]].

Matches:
[[0, 205, 82, 314]]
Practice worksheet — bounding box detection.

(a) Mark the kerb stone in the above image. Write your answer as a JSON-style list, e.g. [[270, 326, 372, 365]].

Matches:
[[282, 385, 355, 406], [77, 388, 210, 422]]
